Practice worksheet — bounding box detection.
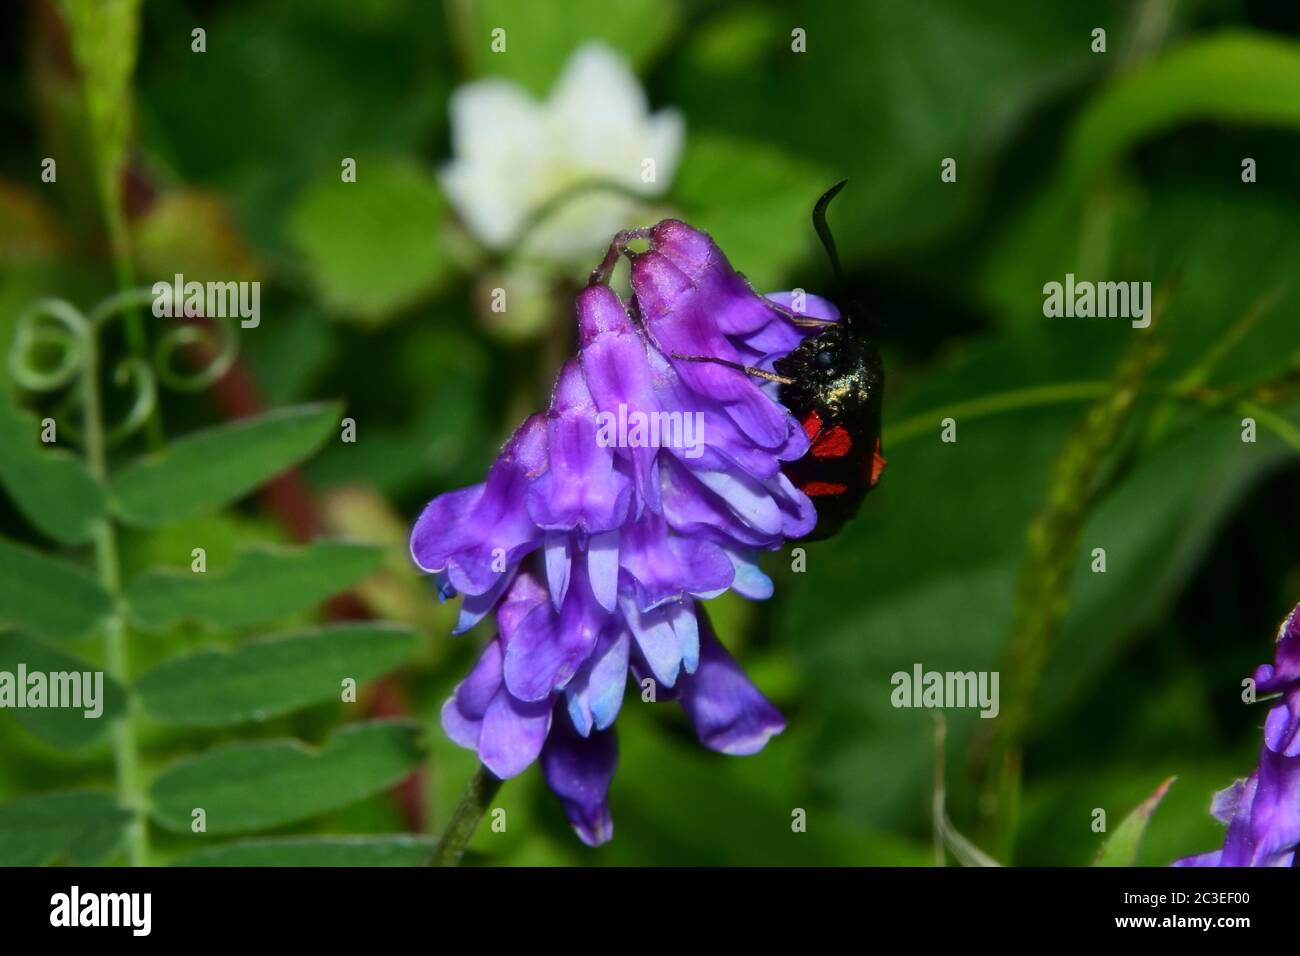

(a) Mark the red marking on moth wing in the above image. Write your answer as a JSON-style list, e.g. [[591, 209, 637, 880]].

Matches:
[[867, 436, 887, 487], [801, 409, 823, 442], [811, 425, 852, 459], [801, 480, 848, 497]]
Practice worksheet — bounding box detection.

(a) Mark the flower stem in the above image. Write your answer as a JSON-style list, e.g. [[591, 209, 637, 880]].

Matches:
[[81, 322, 149, 867], [430, 765, 502, 867], [885, 382, 1112, 448], [970, 303, 1171, 859]]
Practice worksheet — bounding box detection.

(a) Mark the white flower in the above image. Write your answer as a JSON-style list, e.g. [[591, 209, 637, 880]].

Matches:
[[440, 42, 684, 264]]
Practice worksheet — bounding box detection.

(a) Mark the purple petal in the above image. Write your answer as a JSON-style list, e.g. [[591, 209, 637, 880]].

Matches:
[[769, 471, 818, 540], [693, 469, 782, 536], [577, 284, 662, 512], [1264, 694, 1300, 757], [411, 415, 547, 593], [1257, 605, 1300, 694], [1210, 778, 1248, 824], [541, 709, 617, 847], [660, 455, 778, 549], [527, 360, 633, 533], [478, 689, 553, 779], [679, 619, 785, 755], [765, 290, 841, 322], [497, 571, 550, 642], [456, 640, 505, 716], [643, 346, 786, 480], [501, 601, 562, 702], [631, 249, 789, 450], [1247, 747, 1300, 865], [650, 220, 785, 337], [620, 511, 733, 611], [504, 563, 607, 702], [440, 639, 505, 750]]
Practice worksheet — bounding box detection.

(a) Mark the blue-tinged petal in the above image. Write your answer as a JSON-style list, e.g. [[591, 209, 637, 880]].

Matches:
[[453, 566, 517, 635], [566, 625, 630, 736], [670, 602, 700, 674], [587, 529, 620, 612], [724, 547, 774, 600], [660, 456, 777, 549], [589, 628, 630, 730], [693, 469, 783, 536], [621, 594, 681, 688], [544, 531, 572, 610]]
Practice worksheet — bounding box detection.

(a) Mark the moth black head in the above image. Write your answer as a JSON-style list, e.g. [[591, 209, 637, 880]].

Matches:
[[775, 322, 883, 431], [775, 180, 887, 541]]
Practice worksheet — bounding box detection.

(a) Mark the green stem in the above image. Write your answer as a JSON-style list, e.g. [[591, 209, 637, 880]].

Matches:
[[1240, 400, 1300, 453], [100, 191, 162, 448], [885, 376, 1298, 451], [81, 323, 148, 867], [885, 382, 1111, 447], [430, 765, 503, 867]]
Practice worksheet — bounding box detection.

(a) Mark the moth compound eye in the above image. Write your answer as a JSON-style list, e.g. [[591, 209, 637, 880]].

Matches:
[[816, 349, 835, 369]]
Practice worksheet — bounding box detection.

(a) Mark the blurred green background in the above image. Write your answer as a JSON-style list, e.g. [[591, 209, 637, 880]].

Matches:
[[1, 0, 1299, 866]]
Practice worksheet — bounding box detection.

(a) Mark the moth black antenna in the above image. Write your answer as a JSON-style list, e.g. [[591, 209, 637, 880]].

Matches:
[[813, 179, 848, 294]]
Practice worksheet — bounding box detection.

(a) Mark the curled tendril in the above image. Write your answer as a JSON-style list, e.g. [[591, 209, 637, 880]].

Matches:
[[154, 315, 238, 392], [8, 299, 90, 392], [106, 356, 159, 443], [6, 288, 241, 446]]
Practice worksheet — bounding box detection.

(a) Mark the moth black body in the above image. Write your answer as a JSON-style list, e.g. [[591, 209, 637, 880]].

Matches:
[[774, 180, 886, 540], [775, 317, 885, 540]]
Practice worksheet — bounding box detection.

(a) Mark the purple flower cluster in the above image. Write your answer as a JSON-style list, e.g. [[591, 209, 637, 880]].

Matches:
[[411, 220, 836, 845], [1177, 603, 1300, 867]]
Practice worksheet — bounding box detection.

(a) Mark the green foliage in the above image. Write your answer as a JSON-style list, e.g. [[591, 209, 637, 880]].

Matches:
[[59, 0, 141, 208], [0, 536, 112, 643], [0, 390, 104, 545], [673, 132, 834, 289], [459, 0, 681, 93], [1065, 33, 1300, 186], [172, 835, 436, 867], [109, 404, 341, 526], [1094, 777, 1174, 867], [149, 721, 426, 835], [0, 791, 130, 866], [125, 541, 384, 631], [0, 633, 127, 748], [287, 160, 452, 324], [135, 623, 416, 727]]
